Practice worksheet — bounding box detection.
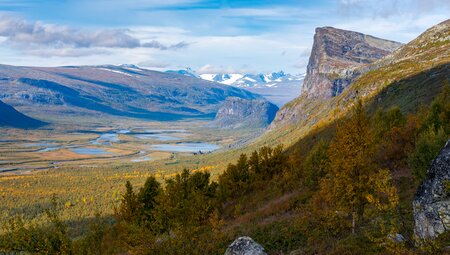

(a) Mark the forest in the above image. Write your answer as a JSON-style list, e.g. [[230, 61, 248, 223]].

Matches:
[[0, 85, 449, 254]]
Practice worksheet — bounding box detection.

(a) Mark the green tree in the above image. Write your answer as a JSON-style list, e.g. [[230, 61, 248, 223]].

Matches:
[[408, 127, 447, 182], [219, 154, 250, 199], [138, 176, 161, 224], [303, 140, 330, 189], [117, 181, 141, 224]]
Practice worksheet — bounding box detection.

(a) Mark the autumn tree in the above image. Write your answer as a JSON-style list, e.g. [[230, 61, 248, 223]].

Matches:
[[319, 100, 383, 233]]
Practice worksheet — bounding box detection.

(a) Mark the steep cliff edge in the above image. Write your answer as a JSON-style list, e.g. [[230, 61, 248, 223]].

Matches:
[[212, 97, 278, 129], [413, 140, 450, 240], [260, 19, 449, 147], [302, 26, 402, 99], [269, 27, 402, 130]]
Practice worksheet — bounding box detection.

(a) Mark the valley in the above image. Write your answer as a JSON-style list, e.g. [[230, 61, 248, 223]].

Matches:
[[0, 117, 256, 174], [0, 2, 448, 253]]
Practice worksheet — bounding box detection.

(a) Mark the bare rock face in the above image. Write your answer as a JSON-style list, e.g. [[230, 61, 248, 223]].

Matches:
[[413, 140, 450, 239], [224, 236, 267, 255], [213, 97, 278, 129], [302, 27, 402, 99]]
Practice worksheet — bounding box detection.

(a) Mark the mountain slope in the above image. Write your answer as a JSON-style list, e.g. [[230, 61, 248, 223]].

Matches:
[[0, 65, 261, 122], [257, 19, 449, 148], [0, 99, 46, 128]]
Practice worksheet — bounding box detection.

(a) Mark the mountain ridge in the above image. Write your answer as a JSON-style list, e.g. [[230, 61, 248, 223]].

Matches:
[[254, 19, 449, 148], [0, 64, 263, 122]]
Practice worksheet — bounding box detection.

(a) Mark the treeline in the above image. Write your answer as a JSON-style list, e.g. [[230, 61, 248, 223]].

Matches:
[[0, 86, 449, 254]]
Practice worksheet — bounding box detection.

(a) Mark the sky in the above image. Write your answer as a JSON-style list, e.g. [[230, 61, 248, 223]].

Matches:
[[0, 0, 448, 74]]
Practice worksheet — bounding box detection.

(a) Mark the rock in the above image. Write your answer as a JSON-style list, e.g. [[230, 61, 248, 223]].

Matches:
[[302, 26, 402, 99], [388, 233, 406, 243], [213, 97, 279, 129], [224, 236, 267, 255], [413, 140, 450, 239]]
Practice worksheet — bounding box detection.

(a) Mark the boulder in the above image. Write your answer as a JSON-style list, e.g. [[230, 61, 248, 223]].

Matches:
[[224, 236, 267, 255], [413, 140, 450, 239]]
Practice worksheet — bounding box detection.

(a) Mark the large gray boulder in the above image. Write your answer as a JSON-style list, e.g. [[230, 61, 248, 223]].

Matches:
[[224, 236, 267, 255], [413, 140, 450, 239]]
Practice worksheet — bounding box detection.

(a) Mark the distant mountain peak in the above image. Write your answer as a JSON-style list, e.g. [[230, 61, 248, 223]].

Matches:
[[165, 67, 200, 78], [197, 71, 304, 88]]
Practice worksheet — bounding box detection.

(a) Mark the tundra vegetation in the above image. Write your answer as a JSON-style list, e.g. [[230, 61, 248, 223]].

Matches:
[[0, 85, 448, 254]]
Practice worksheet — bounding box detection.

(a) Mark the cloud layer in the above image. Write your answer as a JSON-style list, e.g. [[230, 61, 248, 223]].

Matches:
[[0, 1, 448, 73], [0, 14, 189, 56]]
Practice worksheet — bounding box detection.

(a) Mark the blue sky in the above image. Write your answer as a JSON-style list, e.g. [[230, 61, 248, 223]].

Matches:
[[0, 0, 448, 74]]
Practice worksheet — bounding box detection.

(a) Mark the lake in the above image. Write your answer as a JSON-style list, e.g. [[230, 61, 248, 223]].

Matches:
[[71, 148, 112, 155], [149, 143, 220, 153]]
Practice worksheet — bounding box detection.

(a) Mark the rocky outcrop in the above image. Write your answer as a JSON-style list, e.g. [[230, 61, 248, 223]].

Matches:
[[0, 99, 46, 128], [224, 236, 267, 255], [213, 97, 278, 129], [303, 27, 402, 99], [413, 140, 450, 239]]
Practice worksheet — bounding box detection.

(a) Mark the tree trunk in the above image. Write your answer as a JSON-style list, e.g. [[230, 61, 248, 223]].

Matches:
[[352, 212, 356, 234]]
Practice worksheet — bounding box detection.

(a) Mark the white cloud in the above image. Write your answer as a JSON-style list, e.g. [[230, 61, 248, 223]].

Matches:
[[197, 64, 255, 74], [0, 14, 191, 52]]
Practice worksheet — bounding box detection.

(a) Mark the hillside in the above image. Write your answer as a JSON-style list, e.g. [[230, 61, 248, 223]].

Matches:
[[262, 20, 449, 147], [0, 65, 261, 122], [0, 100, 46, 128], [269, 27, 402, 129]]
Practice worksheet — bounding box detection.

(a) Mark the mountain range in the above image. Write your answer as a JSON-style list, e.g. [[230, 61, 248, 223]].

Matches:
[[0, 64, 263, 123], [167, 69, 304, 106]]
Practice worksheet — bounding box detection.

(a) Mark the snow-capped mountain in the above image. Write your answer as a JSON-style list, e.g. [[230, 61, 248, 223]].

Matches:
[[166, 68, 304, 106], [199, 71, 305, 88], [165, 67, 200, 78]]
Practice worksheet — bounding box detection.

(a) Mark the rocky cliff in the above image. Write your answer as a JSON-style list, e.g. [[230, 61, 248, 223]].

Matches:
[[0, 99, 46, 128], [413, 140, 450, 239], [302, 27, 402, 99], [267, 20, 450, 133], [213, 97, 278, 129]]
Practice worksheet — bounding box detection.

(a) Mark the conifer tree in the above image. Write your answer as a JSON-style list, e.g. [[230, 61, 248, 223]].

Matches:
[[118, 181, 141, 224]]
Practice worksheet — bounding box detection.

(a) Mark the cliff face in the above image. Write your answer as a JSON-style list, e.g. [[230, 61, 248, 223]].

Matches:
[[268, 27, 403, 130], [213, 97, 279, 129], [265, 20, 448, 144], [413, 140, 450, 239], [0, 99, 46, 128], [303, 27, 402, 99]]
